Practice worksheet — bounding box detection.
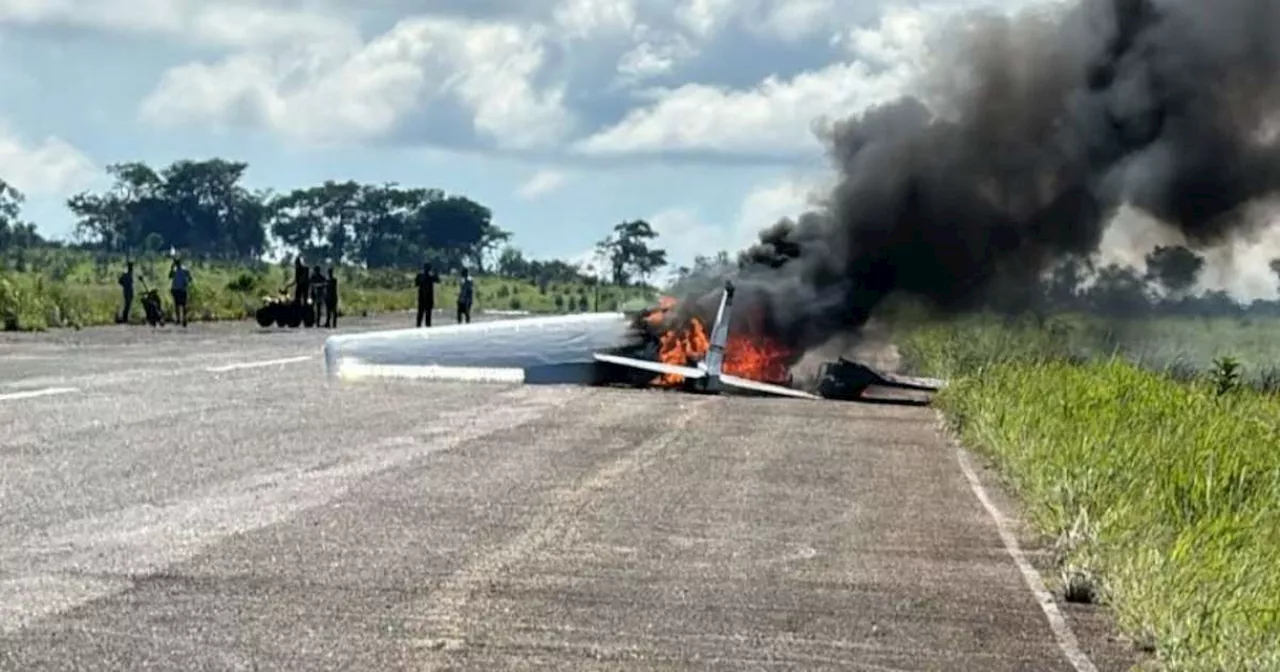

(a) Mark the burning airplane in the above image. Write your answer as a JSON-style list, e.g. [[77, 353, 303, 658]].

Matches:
[[321, 281, 944, 403]]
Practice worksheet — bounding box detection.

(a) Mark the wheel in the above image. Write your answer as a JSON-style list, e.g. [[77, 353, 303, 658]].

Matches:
[[301, 305, 316, 328], [286, 303, 303, 328], [255, 304, 275, 327]]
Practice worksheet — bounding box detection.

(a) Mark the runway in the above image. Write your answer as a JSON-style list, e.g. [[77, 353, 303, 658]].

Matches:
[[0, 313, 1140, 670]]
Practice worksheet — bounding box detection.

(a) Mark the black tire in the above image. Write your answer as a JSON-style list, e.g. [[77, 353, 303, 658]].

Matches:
[[302, 306, 316, 328], [286, 303, 303, 328], [255, 304, 275, 328]]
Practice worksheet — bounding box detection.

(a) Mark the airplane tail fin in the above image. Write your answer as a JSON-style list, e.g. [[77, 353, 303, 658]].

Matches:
[[700, 281, 734, 388]]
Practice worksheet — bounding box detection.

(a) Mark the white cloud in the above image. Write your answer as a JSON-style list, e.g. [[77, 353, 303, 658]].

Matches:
[[674, 0, 738, 38], [734, 173, 828, 239], [554, 0, 637, 38], [8, 0, 1041, 162], [615, 30, 697, 83], [516, 169, 569, 199], [0, 122, 98, 197], [754, 0, 837, 42], [0, 0, 185, 35], [140, 16, 576, 150], [641, 172, 827, 284], [0, 0, 354, 50], [574, 4, 940, 157]]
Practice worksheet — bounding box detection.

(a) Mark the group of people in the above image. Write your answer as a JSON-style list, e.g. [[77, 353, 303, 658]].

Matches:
[[414, 262, 474, 327], [117, 258, 192, 327], [117, 256, 476, 330], [288, 257, 474, 329], [289, 257, 340, 328]]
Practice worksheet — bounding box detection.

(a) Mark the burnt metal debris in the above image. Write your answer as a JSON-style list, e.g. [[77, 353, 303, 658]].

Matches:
[[815, 357, 946, 402]]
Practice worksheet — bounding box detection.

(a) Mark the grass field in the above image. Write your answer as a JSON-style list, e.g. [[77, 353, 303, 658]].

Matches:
[[897, 314, 1280, 670], [0, 251, 654, 330]]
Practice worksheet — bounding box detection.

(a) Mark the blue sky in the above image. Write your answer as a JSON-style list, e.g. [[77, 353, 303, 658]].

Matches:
[[4, 0, 1001, 274]]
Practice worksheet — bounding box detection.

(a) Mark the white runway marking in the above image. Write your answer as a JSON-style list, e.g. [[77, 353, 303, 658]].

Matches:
[[334, 361, 526, 384], [955, 445, 1098, 672], [0, 387, 79, 402], [205, 356, 313, 373]]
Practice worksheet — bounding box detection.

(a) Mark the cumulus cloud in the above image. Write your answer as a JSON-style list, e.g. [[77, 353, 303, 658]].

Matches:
[[139, 16, 575, 150], [574, 3, 939, 158], [0, 0, 354, 49], [0, 121, 98, 196], [516, 169, 569, 198], [5, 0, 1046, 163]]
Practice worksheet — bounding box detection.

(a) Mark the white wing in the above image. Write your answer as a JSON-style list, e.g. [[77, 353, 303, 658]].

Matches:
[[592, 353, 707, 379], [720, 374, 821, 400]]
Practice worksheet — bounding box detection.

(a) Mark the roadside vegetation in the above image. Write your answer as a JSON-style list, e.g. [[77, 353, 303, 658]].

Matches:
[[0, 248, 654, 330], [895, 311, 1280, 671], [0, 161, 663, 330]]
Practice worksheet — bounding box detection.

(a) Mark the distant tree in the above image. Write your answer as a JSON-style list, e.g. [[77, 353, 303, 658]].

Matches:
[[1041, 256, 1094, 309], [268, 180, 363, 264], [595, 219, 667, 286], [66, 159, 268, 259], [1144, 245, 1205, 297], [0, 180, 44, 250], [1083, 263, 1152, 315], [1270, 258, 1280, 293], [496, 246, 530, 278]]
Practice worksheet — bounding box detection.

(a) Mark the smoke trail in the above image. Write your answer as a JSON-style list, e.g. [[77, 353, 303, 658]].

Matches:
[[685, 0, 1280, 354]]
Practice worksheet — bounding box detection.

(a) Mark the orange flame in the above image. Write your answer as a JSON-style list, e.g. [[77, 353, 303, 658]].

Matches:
[[646, 295, 678, 327], [655, 317, 711, 386], [653, 318, 792, 386]]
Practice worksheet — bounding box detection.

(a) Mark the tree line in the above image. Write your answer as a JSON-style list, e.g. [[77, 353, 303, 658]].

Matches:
[[667, 243, 1280, 318], [7, 158, 1279, 313], [0, 159, 670, 290]]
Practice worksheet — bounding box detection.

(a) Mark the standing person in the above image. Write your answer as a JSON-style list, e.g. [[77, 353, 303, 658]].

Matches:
[[414, 262, 439, 327], [309, 266, 326, 327], [168, 257, 192, 328], [456, 267, 474, 324], [324, 267, 339, 328], [293, 255, 310, 310], [118, 261, 135, 324]]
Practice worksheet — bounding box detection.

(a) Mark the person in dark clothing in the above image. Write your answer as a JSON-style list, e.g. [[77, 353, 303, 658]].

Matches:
[[456, 267, 473, 324], [294, 256, 310, 308], [168, 258, 192, 328], [118, 262, 135, 324], [309, 266, 326, 327], [414, 263, 439, 327], [324, 267, 339, 328]]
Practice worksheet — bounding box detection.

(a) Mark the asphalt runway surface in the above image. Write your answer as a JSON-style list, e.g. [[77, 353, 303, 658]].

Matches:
[[0, 312, 1142, 671]]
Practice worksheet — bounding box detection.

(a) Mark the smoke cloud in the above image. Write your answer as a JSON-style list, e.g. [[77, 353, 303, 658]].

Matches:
[[683, 0, 1280, 355]]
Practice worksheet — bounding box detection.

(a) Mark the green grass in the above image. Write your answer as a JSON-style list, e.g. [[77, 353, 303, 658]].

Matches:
[[896, 315, 1280, 670], [0, 251, 654, 330]]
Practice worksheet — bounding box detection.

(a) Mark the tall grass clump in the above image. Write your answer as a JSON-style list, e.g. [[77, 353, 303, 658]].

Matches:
[[905, 318, 1280, 670]]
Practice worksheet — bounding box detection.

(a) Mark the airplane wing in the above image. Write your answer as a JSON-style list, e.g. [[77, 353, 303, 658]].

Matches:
[[593, 353, 707, 379], [720, 374, 822, 400]]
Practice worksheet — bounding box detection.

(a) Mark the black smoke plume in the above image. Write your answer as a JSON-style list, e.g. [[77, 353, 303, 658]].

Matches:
[[677, 0, 1280, 355]]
